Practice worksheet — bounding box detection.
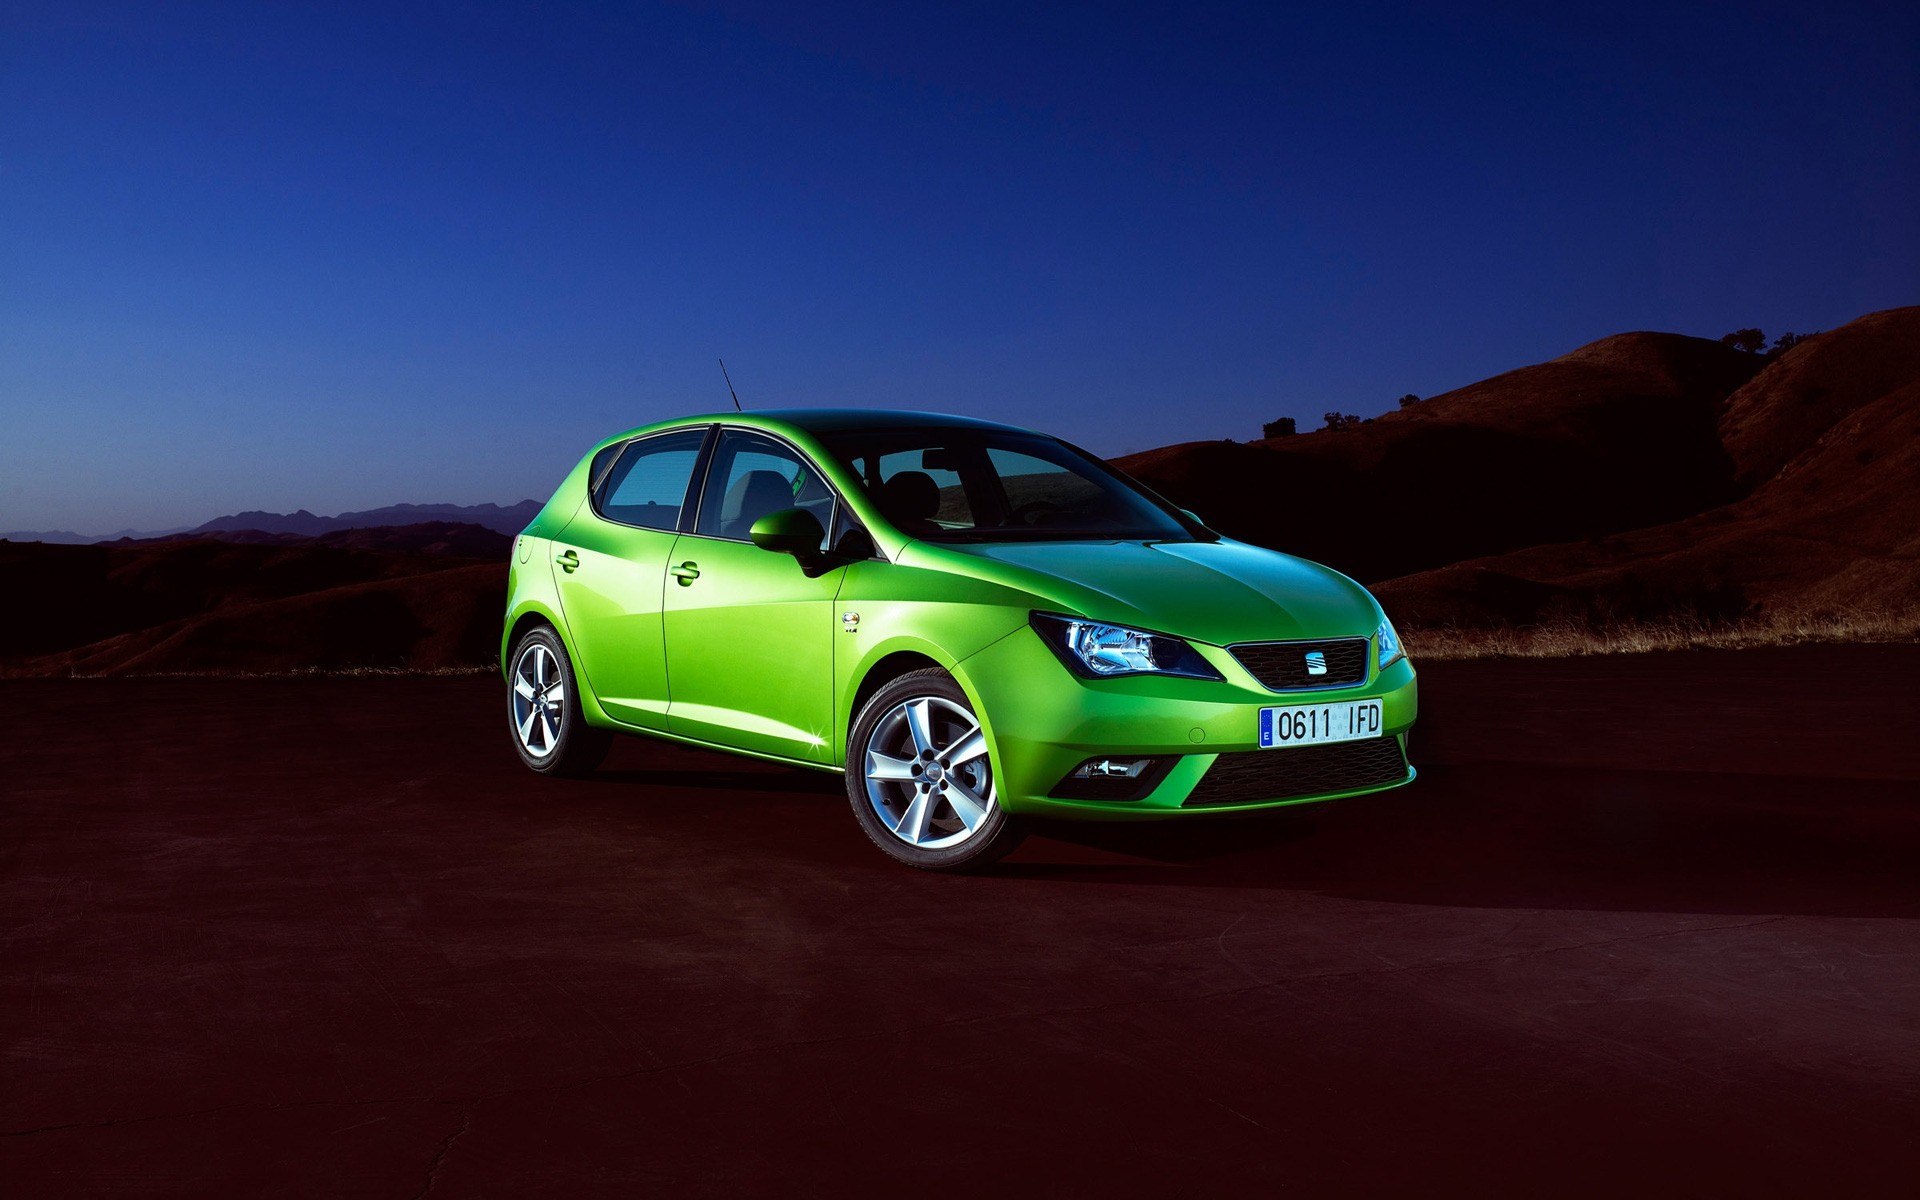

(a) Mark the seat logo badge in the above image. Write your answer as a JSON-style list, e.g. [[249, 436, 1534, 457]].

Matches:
[[842, 611, 860, 633], [1304, 650, 1327, 675]]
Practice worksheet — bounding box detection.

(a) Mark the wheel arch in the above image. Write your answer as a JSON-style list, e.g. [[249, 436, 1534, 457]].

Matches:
[[502, 603, 622, 729], [501, 601, 568, 678], [845, 649, 942, 738], [837, 641, 997, 772]]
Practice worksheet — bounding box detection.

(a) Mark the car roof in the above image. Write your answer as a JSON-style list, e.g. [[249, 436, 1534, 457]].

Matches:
[[655, 408, 1035, 437]]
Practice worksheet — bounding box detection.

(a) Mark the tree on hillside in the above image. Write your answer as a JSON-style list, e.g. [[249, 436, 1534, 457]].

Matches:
[[1322, 411, 1362, 432], [1262, 417, 1297, 438], [1769, 331, 1816, 355], [1398, 393, 1421, 408], [1719, 328, 1767, 353]]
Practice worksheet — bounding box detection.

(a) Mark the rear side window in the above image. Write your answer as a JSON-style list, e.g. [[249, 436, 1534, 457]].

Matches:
[[593, 429, 708, 530]]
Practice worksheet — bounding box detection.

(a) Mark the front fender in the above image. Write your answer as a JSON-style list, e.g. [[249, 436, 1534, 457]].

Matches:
[[835, 631, 965, 767], [833, 625, 1023, 794]]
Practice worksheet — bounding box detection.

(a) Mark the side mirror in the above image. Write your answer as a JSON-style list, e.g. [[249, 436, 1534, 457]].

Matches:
[[749, 507, 827, 557], [1181, 509, 1206, 526]]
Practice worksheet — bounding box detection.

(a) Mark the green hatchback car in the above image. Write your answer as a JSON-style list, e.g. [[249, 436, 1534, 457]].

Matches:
[[503, 410, 1416, 869]]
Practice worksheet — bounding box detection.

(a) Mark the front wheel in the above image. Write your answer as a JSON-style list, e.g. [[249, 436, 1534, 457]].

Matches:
[[507, 626, 611, 777], [846, 669, 1025, 871]]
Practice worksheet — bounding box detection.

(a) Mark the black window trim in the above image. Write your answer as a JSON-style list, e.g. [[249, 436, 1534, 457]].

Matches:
[[588, 424, 719, 534]]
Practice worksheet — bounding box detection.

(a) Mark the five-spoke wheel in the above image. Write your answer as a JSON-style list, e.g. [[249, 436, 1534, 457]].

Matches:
[[506, 626, 610, 776], [511, 641, 566, 759]]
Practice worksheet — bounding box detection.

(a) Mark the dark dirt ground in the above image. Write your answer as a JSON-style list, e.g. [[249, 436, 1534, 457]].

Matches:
[[3, 645, 1916, 1196]]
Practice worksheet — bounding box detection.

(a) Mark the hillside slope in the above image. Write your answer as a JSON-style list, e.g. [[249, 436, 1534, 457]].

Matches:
[[9, 564, 507, 676], [1374, 307, 1920, 628], [1718, 307, 1920, 486], [0, 536, 503, 672], [1117, 333, 1761, 581]]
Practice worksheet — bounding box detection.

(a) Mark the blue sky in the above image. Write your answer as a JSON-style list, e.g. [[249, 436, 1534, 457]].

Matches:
[[3, 1, 1916, 532]]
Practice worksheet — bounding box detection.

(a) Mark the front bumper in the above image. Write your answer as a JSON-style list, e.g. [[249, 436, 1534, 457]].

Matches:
[[960, 624, 1418, 820]]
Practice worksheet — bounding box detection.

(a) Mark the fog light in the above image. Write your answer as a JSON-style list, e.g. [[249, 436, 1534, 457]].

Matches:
[[1051, 755, 1177, 801], [1072, 758, 1154, 779]]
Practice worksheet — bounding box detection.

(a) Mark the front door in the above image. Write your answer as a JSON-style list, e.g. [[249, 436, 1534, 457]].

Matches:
[[551, 427, 710, 730], [663, 429, 845, 763]]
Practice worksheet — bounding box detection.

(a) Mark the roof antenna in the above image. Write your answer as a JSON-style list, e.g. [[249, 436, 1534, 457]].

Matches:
[[718, 357, 743, 412]]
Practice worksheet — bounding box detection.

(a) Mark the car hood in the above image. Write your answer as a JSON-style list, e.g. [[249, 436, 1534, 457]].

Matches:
[[913, 538, 1382, 647]]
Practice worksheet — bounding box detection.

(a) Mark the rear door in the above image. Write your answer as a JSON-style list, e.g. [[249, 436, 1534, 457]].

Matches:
[[551, 426, 712, 730]]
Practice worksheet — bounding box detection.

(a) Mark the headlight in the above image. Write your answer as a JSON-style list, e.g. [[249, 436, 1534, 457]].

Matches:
[[1376, 617, 1405, 670], [1030, 612, 1223, 680]]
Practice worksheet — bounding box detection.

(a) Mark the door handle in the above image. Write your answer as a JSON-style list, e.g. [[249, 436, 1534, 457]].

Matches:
[[669, 561, 701, 586], [555, 549, 580, 573]]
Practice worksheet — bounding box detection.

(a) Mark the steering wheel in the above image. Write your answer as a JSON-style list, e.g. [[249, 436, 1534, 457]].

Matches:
[[1008, 499, 1068, 526]]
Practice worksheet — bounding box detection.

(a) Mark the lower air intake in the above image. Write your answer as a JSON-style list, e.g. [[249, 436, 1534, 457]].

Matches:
[[1183, 737, 1409, 807]]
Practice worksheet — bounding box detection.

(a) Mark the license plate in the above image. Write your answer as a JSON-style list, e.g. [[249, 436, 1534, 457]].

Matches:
[[1258, 699, 1383, 748]]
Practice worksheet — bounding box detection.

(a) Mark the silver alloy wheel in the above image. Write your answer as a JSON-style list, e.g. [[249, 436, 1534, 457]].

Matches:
[[862, 695, 995, 849], [512, 642, 565, 759]]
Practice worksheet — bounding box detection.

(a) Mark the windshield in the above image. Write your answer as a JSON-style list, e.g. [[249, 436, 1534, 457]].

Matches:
[[816, 427, 1204, 544]]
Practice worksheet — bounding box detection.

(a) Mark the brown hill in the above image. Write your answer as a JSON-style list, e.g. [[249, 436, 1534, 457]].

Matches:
[[1118, 332, 1761, 581], [1718, 307, 1920, 487], [0, 535, 506, 674], [10, 564, 506, 677], [1374, 307, 1920, 629]]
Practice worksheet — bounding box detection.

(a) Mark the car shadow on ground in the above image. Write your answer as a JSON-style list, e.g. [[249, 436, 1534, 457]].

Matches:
[[589, 766, 845, 795], [577, 734, 1920, 920], [983, 763, 1920, 920]]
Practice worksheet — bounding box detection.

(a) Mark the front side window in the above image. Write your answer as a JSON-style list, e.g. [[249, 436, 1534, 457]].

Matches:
[[593, 428, 708, 531], [818, 428, 1202, 543], [694, 430, 835, 547]]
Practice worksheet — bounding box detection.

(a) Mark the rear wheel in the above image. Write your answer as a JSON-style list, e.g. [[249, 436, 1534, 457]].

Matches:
[[507, 626, 611, 777], [846, 669, 1024, 871]]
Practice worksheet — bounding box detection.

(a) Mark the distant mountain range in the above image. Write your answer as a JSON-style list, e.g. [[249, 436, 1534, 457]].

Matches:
[[0, 524, 198, 544], [4, 500, 543, 544], [151, 521, 516, 558]]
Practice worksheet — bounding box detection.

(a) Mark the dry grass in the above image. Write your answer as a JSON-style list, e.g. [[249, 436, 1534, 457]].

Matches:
[[1407, 607, 1920, 661]]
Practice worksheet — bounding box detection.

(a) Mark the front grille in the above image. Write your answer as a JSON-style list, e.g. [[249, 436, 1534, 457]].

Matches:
[[1230, 637, 1370, 690], [1182, 737, 1408, 807]]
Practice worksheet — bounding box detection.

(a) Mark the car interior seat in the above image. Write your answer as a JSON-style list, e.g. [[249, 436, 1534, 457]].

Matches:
[[879, 471, 943, 536], [722, 469, 798, 539]]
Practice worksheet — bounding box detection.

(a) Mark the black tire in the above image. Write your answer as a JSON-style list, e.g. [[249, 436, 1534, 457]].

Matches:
[[845, 668, 1025, 871], [506, 626, 612, 778]]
